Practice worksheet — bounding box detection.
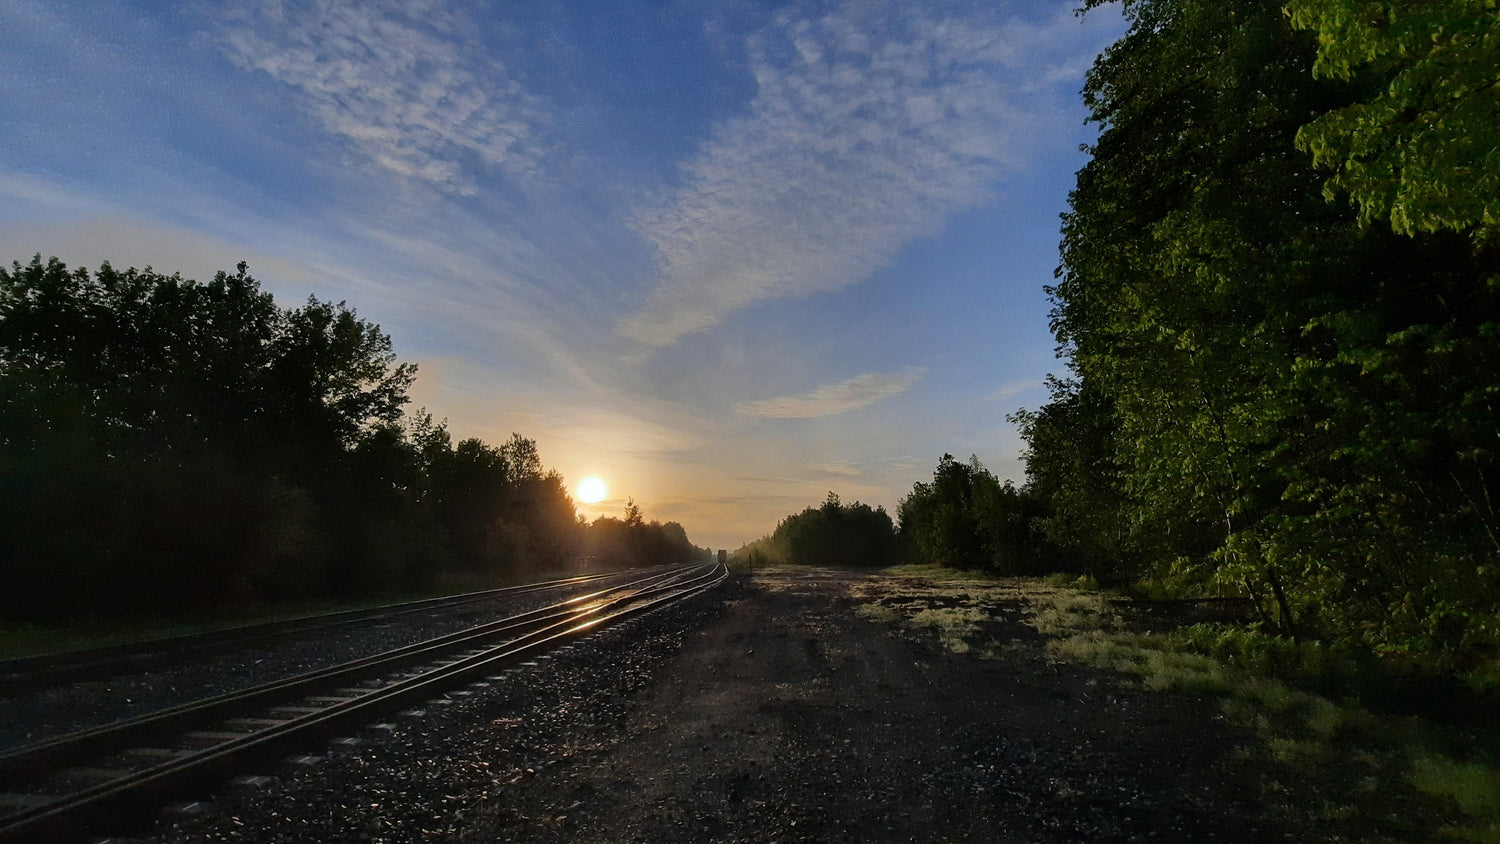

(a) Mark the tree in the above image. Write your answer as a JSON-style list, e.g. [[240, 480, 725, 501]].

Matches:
[[1287, 0, 1500, 243], [736, 492, 899, 568], [582, 504, 709, 569], [1009, 380, 1133, 577], [273, 294, 416, 449], [0, 257, 436, 617], [898, 455, 1047, 574], [500, 432, 543, 484], [0, 255, 632, 617], [1037, 0, 1500, 649]]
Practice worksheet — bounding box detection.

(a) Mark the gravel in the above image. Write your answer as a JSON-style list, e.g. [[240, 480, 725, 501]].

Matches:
[[130, 579, 732, 843], [0, 571, 660, 751], [13, 569, 1443, 842]]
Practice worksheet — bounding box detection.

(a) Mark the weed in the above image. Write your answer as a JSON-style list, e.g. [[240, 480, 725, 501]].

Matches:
[[1410, 757, 1500, 843], [1031, 581, 1500, 842], [906, 606, 990, 653], [1267, 736, 1327, 766], [880, 563, 1004, 583], [1025, 589, 1121, 637], [856, 573, 1500, 841], [854, 603, 902, 624]]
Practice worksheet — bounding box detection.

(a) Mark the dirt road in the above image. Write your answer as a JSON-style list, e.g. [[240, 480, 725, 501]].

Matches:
[[463, 569, 1323, 842]]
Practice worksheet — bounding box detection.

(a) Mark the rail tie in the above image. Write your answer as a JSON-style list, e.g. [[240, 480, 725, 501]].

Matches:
[[0, 564, 726, 843]]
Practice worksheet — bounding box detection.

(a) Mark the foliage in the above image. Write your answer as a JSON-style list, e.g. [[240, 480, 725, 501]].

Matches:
[[581, 502, 710, 570], [0, 256, 639, 620], [1024, 0, 1500, 663], [734, 491, 899, 568], [897, 455, 1051, 575], [1287, 0, 1500, 243], [1009, 379, 1134, 578]]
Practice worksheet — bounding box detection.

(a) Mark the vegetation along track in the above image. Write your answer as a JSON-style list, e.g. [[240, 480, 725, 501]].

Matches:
[[0, 563, 727, 843], [0, 569, 640, 695]]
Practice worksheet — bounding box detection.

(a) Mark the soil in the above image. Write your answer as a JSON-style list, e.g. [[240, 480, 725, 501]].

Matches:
[[460, 569, 1346, 842], [140, 567, 1443, 843]]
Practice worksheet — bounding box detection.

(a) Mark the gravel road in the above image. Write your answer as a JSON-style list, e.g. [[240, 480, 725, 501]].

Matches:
[[112, 568, 1430, 842]]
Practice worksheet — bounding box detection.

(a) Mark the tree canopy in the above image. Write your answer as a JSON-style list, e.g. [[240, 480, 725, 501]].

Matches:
[[0, 256, 679, 620], [1288, 0, 1500, 242], [1020, 0, 1499, 660], [735, 492, 899, 568]]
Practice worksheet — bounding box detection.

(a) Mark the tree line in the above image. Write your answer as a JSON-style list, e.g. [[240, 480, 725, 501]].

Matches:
[[740, 1, 1498, 672], [732, 456, 1056, 575], [735, 492, 900, 568], [0, 257, 706, 621], [1024, 0, 1498, 664]]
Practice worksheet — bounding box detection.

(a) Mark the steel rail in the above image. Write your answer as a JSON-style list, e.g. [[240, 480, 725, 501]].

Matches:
[[0, 564, 700, 787], [0, 564, 725, 843], [0, 569, 656, 694]]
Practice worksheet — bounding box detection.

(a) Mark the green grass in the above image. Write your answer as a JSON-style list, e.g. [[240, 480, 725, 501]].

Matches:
[[852, 570, 1500, 841], [879, 563, 1008, 582], [1032, 583, 1500, 842], [906, 606, 991, 653], [854, 603, 903, 624], [1410, 758, 1500, 843]]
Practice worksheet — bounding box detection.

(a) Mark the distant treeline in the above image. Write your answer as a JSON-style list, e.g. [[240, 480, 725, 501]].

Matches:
[[732, 456, 1055, 574], [735, 492, 900, 569], [741, 1, 1500, 672], [0, 257, 707, 621]]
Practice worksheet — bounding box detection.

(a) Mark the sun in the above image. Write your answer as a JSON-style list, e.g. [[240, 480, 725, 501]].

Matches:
[[576, 476, 607, 504]]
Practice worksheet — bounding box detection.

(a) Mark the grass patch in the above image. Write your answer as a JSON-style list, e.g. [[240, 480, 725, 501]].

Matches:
[[1024, 588, 1121, 637], [1041, 572, 1100, 591], [1033, 581, 1500, 842], [1410, 757, 1500, 843], [852, 574, 1019, 655], [854, 603, 903, 624], [879, 563, 1006, 583], [906, 606, 990, 654], [852, 571, 1500, 840]]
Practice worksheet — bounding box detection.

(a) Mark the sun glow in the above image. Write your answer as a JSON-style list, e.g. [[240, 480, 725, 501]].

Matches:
[[576, 476, 607, 504]]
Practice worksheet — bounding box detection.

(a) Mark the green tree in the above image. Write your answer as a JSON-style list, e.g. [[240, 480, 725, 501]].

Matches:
[[0, 257, 432, 617], [1040, 0, 1500, 649], [897, 456, 1046, 574], [273, 295, 416, 449], [1287, 0, 1500, 242], [1009, 381, 1132, 577], [736, 492, 899, 568], [582, 504, 710, 569]]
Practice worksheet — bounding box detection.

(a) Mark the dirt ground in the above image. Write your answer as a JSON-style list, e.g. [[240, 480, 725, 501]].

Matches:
[[462, 568, 1361, 843]]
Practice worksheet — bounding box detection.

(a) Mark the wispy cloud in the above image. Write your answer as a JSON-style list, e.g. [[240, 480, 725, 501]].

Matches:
[[984, 378, 1045, 403], [221, 0, 545, 195], [619, 1, 1028, 346], [809, 461, 861, 477], [736, 367, 923, 419]]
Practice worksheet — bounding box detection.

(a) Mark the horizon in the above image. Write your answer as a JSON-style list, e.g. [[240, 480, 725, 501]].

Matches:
[[0, 0, 1126, 551]]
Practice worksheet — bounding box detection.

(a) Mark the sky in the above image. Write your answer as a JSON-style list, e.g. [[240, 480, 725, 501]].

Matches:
[[0, 0, 1125, 552]]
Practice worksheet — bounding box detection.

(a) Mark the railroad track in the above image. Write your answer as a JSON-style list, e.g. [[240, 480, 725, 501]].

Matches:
[[0, 569, 637, 695], [0, 562, 727, 843]]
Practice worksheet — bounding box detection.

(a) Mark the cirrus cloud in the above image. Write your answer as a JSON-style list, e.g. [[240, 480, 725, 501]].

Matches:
[[735, 367, 924, 419], [221, 0, 546, 195], [620, 0, 1027, 346]]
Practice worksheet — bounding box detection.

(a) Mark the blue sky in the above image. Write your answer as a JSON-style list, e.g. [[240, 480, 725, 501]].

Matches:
[[1, 0, 1124, 551]]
